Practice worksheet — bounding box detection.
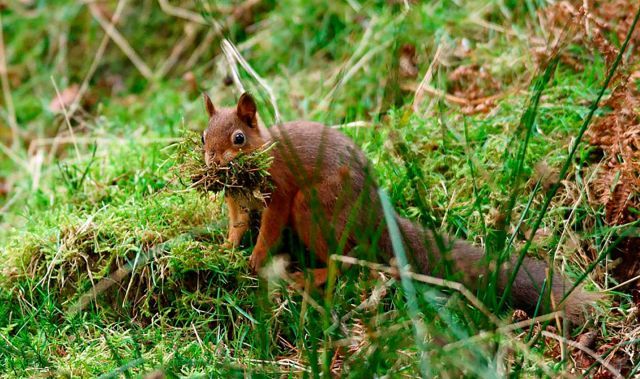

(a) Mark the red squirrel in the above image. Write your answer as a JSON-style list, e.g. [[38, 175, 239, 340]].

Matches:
[[201, 92, 598, 323]]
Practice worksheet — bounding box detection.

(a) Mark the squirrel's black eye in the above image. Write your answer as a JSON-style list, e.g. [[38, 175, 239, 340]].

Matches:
[[233, 132, 245, 146], [201, 133, 205, 145]]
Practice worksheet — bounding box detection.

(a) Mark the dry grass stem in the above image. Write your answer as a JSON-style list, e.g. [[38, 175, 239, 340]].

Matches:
[[330, 254, 502, 326], [0, 13, 19, 148], [88, 2, 153, 79]]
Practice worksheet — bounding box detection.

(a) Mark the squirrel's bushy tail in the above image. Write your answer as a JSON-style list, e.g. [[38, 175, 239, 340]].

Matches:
[[395, 216, 599, 324]]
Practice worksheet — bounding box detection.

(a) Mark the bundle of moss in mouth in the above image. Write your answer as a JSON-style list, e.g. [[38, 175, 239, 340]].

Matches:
[[174, 131, 275, 205]]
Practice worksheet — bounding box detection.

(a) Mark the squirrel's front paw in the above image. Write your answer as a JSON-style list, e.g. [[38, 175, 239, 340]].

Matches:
[[222, 240, 237, 250], [223, 232, 244, 249]]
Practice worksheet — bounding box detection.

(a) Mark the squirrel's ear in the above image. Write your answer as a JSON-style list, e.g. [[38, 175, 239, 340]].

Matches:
[[237, 92, 257, 128], [203, 92, 216, 117]]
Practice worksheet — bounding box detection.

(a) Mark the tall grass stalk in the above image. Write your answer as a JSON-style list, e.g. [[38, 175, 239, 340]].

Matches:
[[378, 188, 430, 377]]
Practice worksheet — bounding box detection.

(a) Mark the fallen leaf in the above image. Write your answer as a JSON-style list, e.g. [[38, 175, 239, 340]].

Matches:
[[183, 71, 198, 94], [0, 178, 7, 197], [49, 84, 80, 114], [511, 309, 529, 323], [399, 43, 418, 78], [577, 331, 598, 349]]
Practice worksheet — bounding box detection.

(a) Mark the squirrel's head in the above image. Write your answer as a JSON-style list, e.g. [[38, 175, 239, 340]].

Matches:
[[201, 92, 266, 166]]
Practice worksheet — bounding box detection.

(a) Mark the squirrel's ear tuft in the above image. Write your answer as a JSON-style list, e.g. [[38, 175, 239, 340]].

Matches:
[[203, 92, 216, 117], [237, 92, 257, 128]]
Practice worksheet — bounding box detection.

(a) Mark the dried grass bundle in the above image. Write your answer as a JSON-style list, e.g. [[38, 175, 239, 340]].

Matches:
[[174, 131, 275, 204]]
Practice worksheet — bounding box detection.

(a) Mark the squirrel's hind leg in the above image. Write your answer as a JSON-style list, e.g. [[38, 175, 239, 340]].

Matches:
[[289, 268, 329, 289]]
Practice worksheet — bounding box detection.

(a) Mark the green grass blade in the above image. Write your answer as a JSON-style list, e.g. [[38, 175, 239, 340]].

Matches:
[[378, 188, 430, 377]]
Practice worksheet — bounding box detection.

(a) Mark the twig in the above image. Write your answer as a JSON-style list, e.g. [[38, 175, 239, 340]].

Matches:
[[406, 82, 508, 106], [329, 121, 370, 129], [243, 358, 310, 372], [66, 240, 164, 316], [88, 2, 153, 79], [326, 275, 395, 334], [469, 17, 519, 38], [0, 140, 29, 171], [29, 149, 44, 192], [155, 22, 201, 78], [216, 0, 263, 21], [66, 0, 129, 121], [50, 77, 82, 161], [0, 186, 23, 214], [330, 254, 502, 326], [221, 39, 281, 123], [442, 311, 561, 352], [158, 0, 264, 67], [157, 0, 210, 26], [192, 322, 205, 352], [541, 330, 623, 379], [583, 0, 591, 36], [605, 273, 640, 292], [413, 43, 444, 112], [185, 28, 216, 70]]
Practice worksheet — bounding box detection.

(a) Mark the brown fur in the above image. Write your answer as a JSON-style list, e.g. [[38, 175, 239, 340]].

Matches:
[[202, 93, 599, 324]]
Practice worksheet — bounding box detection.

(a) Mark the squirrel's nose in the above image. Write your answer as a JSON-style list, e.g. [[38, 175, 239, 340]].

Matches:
[[204, 152, 217, 167]]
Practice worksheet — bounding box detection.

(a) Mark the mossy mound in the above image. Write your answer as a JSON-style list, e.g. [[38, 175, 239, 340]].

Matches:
[[1, 192, 253, 323]]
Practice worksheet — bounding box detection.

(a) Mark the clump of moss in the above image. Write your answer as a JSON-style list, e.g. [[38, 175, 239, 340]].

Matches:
[[174, 131, 275, 204]]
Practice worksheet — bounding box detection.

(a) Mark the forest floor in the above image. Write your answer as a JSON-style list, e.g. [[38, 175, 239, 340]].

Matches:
[[1, 1, 639, 377]]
